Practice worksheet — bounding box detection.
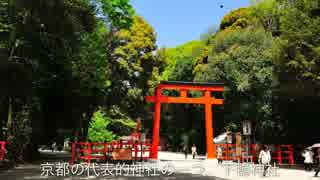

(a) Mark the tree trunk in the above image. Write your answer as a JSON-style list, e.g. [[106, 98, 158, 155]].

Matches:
[[6, 96, 13, 131], [82, 109, 94, 140]]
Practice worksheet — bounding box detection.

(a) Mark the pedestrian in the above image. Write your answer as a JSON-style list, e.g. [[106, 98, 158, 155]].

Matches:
[[259, 145, 271, 176], [217, 146, 223, 164], [314, 148, 320, 177], [51, 142, 56, 152], [183, 145, 188, 159], [302, 148, 313, 171], [191, 144, 197, 159]]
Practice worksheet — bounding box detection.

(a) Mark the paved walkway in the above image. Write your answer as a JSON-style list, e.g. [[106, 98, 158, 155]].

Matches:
[[0, 151, 319, 180], [161, 152, 320, 180]]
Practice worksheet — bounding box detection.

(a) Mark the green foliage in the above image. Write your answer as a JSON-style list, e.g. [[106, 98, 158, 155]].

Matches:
[[88, 110, 116, 142], [169, 57, 194, 81], [71, 20, 111, 96], [200, 25, 218, 43], [156, 0, 320, 143], [102, 105, 136, 136], [0, 0, 98, 163], [0, 0, 98, 94], [88, 106, 136, 142], [194, 27, 276, 135], [276, 0, 320, 83], [219, 8, 252, 30], [161, 40, 205, 81], [0, 0, 136, 164], [95, 0, 135, 29], [112, 16, 157, 80], [6, 97, 38, 163], [108, 16, 165, 115], [249, 0, 280, 33]]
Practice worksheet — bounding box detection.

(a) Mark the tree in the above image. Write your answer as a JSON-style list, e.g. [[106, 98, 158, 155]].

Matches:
[[94, 0, 135, 29], [275, 0, 320, 91], [108, 16, 164, 117], [68, 0, 135, 140], [161, 40, 205, 81], [0, 0, 136, 163], [219, 8, 252, 30], [194, 27, 277, 140], [0, 0, 98, 163], [250, 0, 280, 34], [71, 20, 111, 97]]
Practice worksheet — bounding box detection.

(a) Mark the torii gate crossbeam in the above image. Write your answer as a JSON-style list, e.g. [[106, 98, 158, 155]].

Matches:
[[145, 81, 224, 160]]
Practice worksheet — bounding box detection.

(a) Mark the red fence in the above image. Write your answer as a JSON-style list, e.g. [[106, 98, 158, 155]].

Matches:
[[215, 144, 294, 165], [0, 141, 7, 160], [71, 140, 152, 164], [272, 145, 294, 165]]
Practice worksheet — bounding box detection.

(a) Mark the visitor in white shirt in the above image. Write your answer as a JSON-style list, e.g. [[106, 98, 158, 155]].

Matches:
[[259, 145, 271, 176]]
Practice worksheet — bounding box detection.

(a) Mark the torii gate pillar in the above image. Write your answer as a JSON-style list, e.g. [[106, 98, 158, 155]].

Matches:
[[145, 81, 224, 160]]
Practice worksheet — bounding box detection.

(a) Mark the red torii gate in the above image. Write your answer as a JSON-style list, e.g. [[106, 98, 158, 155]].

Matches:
[[145, 81, 224, 159]]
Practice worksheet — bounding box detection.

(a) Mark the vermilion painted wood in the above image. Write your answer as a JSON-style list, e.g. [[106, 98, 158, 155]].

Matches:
[[0, 141, 6, 160], [145, 82, 224, 160], [70, 141, 151, 164], [145, 96, 224, 105], [215, 144, 294, 165], [157, 84, 224, 91], [149, 88, 162, 159]]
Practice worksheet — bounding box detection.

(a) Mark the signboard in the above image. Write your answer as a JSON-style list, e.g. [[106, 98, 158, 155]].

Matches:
[[112, 149, 132, 160], [242, 120, 252, 135]]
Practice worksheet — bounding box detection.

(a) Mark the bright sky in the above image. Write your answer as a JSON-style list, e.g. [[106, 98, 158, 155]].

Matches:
[[131, 0, 251, 48]]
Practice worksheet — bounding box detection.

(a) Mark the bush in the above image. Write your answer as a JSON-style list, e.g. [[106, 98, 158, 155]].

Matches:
[[88, 106, 136, 142], [88, 110, 116, 142]]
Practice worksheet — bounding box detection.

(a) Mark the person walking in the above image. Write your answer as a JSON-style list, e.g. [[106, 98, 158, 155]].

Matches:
[[259, 145, 271, 176], [217, 146, 223, 164], [183, 145, 188, 159], [191, 144, 197, 159], [302, 148, 314, 171], [314, 148, 320, 177], [51, 142, 56, 152]]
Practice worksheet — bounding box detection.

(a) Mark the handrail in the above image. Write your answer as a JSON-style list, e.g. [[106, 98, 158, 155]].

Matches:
[[215, 144, 294, 165], [71, 141, 151, 164]]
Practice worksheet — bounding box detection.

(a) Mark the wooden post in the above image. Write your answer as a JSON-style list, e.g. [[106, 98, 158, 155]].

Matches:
[[104, 143, 107, 161], [71, 142, 76, 164], [205, 90, 215, 159], [180, 90, 187, 97], [277, 145, 282, 165], [134, 142, 138, 160], [236, 132, 242, 162], [0, 141, 6, 160], [150, 88, 161, 160], [87, 143, 91, 164]]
